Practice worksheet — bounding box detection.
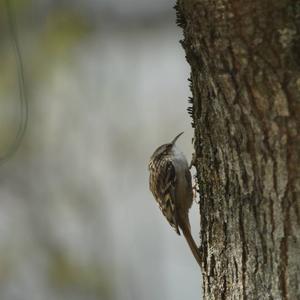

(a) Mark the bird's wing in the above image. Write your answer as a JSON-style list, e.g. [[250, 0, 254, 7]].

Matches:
[[149, 159, 180, 234]]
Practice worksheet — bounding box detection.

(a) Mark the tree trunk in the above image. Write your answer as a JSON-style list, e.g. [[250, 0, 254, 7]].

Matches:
[[175, 0, 300, 299]]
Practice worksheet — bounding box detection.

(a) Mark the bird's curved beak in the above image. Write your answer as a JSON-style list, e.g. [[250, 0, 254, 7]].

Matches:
[[171, 132, 184, 145]]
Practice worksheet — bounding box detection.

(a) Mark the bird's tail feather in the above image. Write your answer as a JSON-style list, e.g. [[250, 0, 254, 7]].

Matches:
[[179, 217, 202, 267]]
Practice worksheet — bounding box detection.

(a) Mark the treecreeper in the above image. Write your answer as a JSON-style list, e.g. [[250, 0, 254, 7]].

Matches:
[[148, 132, 201, 267]]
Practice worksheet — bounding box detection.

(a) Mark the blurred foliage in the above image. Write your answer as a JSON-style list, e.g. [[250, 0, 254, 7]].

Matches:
[[2, 0, 33, 11], [41, 10, 91, 58], [0, 254, 12, 281], [49, 251, 113, 299], [0, 0, 32, 23], [0, 1, 91, 156], [0, 0, 31, 37]]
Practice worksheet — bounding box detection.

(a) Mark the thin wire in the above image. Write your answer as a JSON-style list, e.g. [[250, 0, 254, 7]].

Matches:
[[0, 0, 28, 165]]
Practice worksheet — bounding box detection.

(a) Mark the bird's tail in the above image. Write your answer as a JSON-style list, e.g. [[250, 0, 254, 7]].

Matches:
[[179, 216, 202, 268]]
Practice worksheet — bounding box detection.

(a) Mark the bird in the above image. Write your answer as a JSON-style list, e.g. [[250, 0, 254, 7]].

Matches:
[[148, 132, 201, 267]]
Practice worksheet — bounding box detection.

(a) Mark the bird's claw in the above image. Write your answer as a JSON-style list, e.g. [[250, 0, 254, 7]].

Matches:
[[189, 152, 196, 169]]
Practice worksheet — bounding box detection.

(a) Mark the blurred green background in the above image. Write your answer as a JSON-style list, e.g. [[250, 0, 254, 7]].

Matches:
[[0, 0, 201, 299]]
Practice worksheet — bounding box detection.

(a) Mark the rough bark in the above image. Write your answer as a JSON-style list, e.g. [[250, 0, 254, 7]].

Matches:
[[175, 0, 300, 299]]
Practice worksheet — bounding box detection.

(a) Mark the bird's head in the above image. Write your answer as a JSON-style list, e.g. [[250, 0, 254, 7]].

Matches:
[[150, 132, 184, 161]]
